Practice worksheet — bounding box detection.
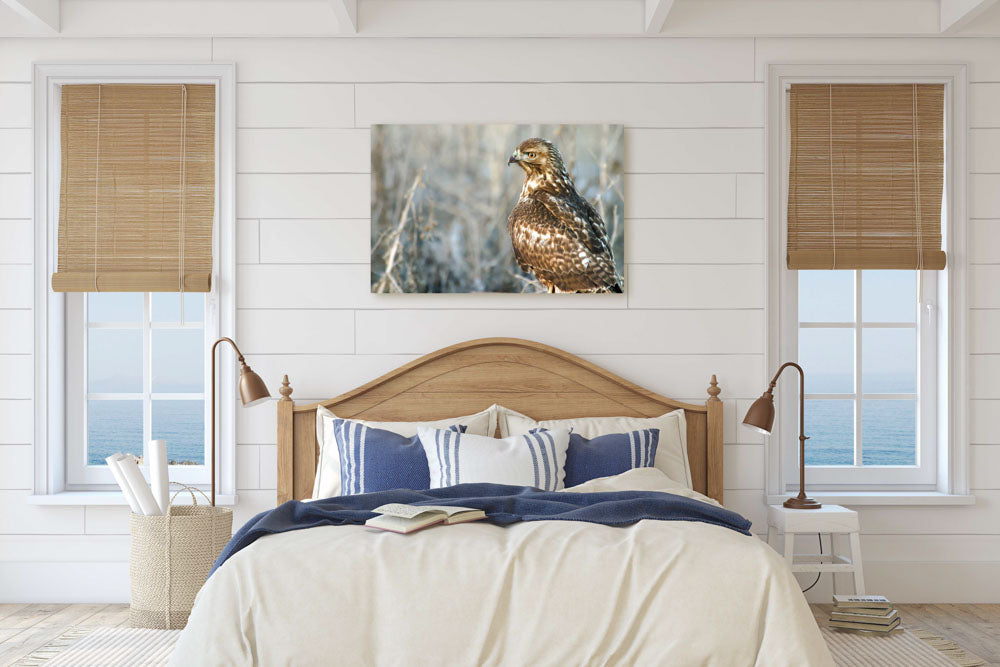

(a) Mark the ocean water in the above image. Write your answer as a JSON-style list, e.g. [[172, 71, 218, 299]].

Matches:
[[804, 399, 916, 466], [800, 372, 917, 466], [88, 400, 205, 465]]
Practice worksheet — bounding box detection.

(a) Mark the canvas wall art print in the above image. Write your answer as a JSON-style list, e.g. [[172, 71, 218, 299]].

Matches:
[[371, 124, 625, 294]]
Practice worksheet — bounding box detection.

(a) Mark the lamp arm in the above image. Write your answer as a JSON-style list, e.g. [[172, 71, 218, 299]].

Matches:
[[767, 361, 803, 390], [211, 336, 245, 364], [209, 336, 244, 508], [768, 360, 807, 442]]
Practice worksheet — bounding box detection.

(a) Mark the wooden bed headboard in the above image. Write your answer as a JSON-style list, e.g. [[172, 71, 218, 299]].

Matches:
[[276, 338, 723, 505]]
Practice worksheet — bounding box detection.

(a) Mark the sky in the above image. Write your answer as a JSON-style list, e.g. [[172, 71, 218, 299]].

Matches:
[[87, 292, 205, 394], [798, 270, 918, 395]]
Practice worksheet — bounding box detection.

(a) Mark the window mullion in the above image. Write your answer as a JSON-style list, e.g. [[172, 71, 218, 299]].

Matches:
[[854, 270, 863, 467]]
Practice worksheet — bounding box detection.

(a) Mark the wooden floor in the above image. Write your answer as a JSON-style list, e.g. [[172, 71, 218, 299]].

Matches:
[[0, 603, 129, 666], [812, 603, 1000, 666], [0, 603, 996, 665]]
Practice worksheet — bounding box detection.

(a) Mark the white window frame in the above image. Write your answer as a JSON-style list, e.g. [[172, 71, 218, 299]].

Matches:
[[31, 63, 237, 503], [764, 63, 970, 502]]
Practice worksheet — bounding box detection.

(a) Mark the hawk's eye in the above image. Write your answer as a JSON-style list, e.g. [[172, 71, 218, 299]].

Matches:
[[527, 152, 536, 158]]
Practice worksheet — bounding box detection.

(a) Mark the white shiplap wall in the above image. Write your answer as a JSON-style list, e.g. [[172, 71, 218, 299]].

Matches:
[[0, 35, 998, 603]]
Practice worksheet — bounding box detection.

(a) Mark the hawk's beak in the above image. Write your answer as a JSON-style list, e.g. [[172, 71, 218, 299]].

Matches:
[[507, 151, 520, 166]]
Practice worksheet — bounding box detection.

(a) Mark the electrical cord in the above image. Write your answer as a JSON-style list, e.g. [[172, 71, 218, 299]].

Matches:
[[801, 532, 823, 593]]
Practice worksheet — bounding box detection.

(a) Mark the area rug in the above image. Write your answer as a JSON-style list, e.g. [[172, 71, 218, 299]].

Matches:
[[821, 626, 986, 667], [11, 627, 181, 667], [13, 624, 987, 666]]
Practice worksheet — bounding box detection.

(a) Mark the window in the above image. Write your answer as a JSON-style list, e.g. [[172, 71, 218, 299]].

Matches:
[[32, 63, 236, 500], [791, 269, 937, 486], [65, 292, 210, 487], [765, 64, 969, 499]]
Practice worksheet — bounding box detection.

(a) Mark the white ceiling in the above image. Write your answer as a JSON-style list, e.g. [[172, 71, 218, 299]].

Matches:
[[2, 0, 1000, 37]]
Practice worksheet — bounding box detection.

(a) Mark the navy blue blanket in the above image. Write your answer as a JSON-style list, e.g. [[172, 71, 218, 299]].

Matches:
[[211, 483, 751, 576]]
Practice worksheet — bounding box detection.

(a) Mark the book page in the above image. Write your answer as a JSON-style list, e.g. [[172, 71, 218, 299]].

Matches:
[[365, 514, 446, 534], [372, 503, 443, 519], [414, 505, 480, 516]]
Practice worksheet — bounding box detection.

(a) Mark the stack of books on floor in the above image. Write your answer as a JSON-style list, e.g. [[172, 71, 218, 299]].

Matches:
[[829, 595, 901, 634]]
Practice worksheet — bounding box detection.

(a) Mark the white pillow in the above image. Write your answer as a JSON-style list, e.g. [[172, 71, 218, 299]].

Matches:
[[313, 405, 498, 499], [418, 427, 571, 491], [497, 406, 692, 489], [563, 468, 721, 508], [563, 467, 679, 493]]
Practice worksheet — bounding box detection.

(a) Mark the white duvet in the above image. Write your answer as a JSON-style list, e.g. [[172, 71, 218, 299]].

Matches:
[[172, 469, 833, 666]]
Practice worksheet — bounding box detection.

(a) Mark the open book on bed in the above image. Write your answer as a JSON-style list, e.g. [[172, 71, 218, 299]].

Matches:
[[365, 503, 486, 534]]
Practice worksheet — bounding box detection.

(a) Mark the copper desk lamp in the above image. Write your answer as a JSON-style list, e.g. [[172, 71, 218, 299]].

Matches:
[[210, 337, 271, 506], [743, 362, 821, 510]]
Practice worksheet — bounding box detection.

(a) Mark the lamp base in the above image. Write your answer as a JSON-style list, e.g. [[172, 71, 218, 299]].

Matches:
[[783, 496, 822, 510]]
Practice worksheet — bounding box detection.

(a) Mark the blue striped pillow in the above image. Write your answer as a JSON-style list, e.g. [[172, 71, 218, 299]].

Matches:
[[562, 428, 660, 487], [332, 419, 465, 496]]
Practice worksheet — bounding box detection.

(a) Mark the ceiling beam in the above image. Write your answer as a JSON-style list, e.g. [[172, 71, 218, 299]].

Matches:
[[940, 0, 999, 32], [330, 0, 357, 33], [644, 0, 675, 34], [1, 0, 59, 32]]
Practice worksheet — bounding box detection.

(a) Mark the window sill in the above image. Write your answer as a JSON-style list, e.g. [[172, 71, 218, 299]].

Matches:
[[26, 492, 239, 506], [766, 492, 975, 506]]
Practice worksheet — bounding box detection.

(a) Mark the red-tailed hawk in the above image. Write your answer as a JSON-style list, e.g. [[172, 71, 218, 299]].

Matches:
[[506, 138, 622, 293]]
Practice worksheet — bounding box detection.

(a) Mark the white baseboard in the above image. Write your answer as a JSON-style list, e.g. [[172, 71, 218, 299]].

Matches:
[[0, 535, 129, 561]]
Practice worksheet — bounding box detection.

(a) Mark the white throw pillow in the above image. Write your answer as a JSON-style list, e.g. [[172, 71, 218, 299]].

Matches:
[[497, 406, 692, 489], [312, 405, 498, 499], [418, 427, 571, 491]]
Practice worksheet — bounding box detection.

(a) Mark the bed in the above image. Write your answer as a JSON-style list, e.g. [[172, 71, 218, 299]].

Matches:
[[172, 338, 833, 666]]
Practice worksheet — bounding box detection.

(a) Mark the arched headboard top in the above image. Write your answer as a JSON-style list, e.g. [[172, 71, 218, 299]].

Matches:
[[277, 338, 723, 504]]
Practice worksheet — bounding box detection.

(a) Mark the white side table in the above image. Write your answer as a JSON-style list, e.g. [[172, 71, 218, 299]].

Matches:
[[766, 504, 865, 595]]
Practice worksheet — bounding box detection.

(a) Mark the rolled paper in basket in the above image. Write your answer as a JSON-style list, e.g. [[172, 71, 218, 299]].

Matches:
[[106, 454, 142, 514], [117, 454, 162, 516], [149, 440, 170, 515]]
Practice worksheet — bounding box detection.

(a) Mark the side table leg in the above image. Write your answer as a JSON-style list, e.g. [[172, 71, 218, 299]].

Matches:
[[767, 525, 776, 549], [849, 531, 866, 594], [829, 534, 838, 596], [783, 531, 795, 565]]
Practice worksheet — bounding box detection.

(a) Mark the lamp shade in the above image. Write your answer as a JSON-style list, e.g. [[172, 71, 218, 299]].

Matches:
[[742, 391, 775, 435], [238, 364, 271, 407]]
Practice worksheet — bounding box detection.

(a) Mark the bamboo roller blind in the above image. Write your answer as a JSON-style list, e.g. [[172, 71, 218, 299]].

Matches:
[[52, 84, 216, 292], [787, 83, 946, 270]]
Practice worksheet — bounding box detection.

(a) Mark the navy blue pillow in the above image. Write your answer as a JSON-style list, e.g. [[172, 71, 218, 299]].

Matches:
[[562, 428, 660, 487], [333, 419, 465, 495]]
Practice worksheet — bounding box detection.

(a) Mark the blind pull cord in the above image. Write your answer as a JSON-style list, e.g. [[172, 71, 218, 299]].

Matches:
[[912, 84, 924, 273], [828, 84, 837, 270]]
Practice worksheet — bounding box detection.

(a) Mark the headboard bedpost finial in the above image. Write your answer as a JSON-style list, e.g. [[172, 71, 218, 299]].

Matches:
[[706, 374, 723, 504], [279, 374, 293, 402], [277, 374, 295, 504], [707, 374, 721, 402]]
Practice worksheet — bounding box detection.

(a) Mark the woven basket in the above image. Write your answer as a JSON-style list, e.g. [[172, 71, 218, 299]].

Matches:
[[129, 486, 232, 629]]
